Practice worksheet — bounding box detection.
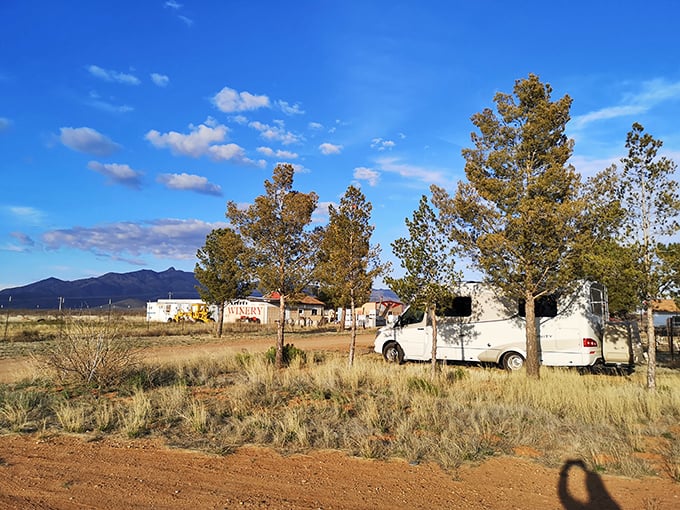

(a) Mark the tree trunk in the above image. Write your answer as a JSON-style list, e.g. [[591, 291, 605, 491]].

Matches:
[[216, 303, 224, 338], [276, 294, 286, 369], [430, 304, 438, 379], [646, 303, 656, 390], [338, 307, 346, 333], [525, 293, 540, 378], [348, 295, 356, 367]]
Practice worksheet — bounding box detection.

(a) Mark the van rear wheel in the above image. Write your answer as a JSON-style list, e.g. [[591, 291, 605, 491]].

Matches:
[[382, 342, 404, 364], [502, 352, 524, 371]]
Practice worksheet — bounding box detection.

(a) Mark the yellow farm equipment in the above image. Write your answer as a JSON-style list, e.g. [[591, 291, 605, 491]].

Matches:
[[172, 303, 213, 323]]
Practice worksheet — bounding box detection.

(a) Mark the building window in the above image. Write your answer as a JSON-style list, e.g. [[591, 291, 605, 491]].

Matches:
[[311, 309, 318, 315], [298, 309, 304, 315]]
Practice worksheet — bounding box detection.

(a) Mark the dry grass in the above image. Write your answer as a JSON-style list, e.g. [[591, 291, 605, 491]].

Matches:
[[2, 340, 680, 479]]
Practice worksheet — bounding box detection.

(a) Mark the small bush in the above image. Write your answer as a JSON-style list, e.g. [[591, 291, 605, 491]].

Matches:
[[10, 328, 53, 343], [264, 344, 306, 366], [37, 318, 139, 388]]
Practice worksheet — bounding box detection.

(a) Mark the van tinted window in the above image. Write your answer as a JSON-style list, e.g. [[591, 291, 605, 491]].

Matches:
[[518, 295, 557, 318], [399, 307, 424, 326], [438, 296, 472, 317]]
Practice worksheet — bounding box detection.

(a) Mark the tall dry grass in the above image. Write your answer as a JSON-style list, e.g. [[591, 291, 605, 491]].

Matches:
[[2, 348, 679, 478]]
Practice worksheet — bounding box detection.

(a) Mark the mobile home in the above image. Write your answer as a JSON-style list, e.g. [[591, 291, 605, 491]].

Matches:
[[374, 281, 641, 371]]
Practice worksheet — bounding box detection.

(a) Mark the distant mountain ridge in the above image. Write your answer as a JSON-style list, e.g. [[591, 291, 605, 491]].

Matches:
[[0, 268, 401, 310], [0, 267, 200, 310]]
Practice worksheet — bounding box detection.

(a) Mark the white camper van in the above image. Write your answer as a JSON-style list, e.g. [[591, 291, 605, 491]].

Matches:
[[374, 281, 637, 371]]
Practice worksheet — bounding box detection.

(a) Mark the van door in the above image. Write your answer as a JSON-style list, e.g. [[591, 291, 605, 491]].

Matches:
[[394, 308, 429, 360]]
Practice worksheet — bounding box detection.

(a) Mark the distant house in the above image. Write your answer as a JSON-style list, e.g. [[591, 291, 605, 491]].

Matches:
[[650, 299, 680, 328], [268, 292, 325, 326]]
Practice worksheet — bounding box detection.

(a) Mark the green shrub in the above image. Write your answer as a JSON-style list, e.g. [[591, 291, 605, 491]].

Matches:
[[264, 344, 306, 366]]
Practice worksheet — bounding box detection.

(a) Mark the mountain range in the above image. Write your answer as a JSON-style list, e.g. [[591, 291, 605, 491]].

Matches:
[[0, 268, 400, 310], [0, 267, 200, 310]]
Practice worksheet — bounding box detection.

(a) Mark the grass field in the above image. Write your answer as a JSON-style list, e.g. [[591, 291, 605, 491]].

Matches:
[[0, 313, 679, 481]]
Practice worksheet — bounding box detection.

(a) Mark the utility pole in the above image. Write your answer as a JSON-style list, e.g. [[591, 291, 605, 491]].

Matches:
[[3, 296, 10, 342]]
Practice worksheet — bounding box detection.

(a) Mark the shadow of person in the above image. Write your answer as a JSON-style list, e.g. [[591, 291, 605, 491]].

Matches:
[[558, 459, 622, 510]]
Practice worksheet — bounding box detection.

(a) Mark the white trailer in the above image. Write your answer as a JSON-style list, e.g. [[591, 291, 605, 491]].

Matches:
[[374, 281, 641, 371], [146, 299, 217, 322]]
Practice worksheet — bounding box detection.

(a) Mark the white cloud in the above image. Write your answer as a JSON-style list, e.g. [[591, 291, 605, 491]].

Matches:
[[146, 120, 264, 166], [572, 78, 680, 130], [354, 166, 380, 186], [5, 206, 45, 226], [86, 91, 134, 113], [371, 138, 396, 151], [256, 146, 298, 159], [249, 120, 302, 145], [319, 142, 342, 155], [178, 15, 193, 26], [59, 127, 121, 156], [87, 161, 143, 189], [41, 219, 228, 260], [277, 100, 305, 115], [213, 86, 270, 112], [0, 117, 11, 132], [157, 173, 222, 196], [308, 122, 323, 130], [88, 65, 140, 85], [376, 156, 449, 186], [165, 0, 181, 8], [145, 122, 228, 157], [151, 73, 170, 87]]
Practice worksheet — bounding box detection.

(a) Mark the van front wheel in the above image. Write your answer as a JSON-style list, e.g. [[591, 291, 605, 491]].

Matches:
[[502, 352, 524, 371], [382, 342, 404, 364]]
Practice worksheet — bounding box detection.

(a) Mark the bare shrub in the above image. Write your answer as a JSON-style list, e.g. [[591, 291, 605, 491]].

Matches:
[[37, 318, 139, 387]]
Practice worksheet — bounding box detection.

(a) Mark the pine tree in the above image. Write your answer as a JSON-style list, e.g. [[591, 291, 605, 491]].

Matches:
[[194, 228, 253, 337], [386, 195, 458, 378], [432, 74, 589, 378], [226, 164, 318, 368], [316, 185, 384, 366], [617, 123, 680, 390]]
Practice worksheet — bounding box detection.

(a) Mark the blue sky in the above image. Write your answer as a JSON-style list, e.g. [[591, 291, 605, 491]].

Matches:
[[2, 0, 680, 291]]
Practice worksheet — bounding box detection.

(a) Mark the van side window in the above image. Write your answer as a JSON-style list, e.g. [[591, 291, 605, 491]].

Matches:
[[518, 295, 557, 318], [438, 296, 472, 317], [399, 308, 425, 326], [589, 284, 607, 318]]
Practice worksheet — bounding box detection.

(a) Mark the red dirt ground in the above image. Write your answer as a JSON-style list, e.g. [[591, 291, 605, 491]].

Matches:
[[0, 333, 679, 509]]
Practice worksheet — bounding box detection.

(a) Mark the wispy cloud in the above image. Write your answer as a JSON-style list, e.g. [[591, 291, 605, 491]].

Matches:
[[41, 219, 228, 260], [164, 1, 193, 26], [86, 91, 134, 113], [249, 120, 302, 145], [87, 161, 143, 189], [256, 146, 298, 159], [376, 156, 449, 187], [87, 65, 140, 85], [308, 122, 323, 130], [59, 127, 121, 156], [572, 78, 680, 129], [2, 232, 36, 253], [151, 73, 170, 87], [0, 117, 11, 132], [354, 166, 380, 186], [146, 119, 264, 166], [5, 206, 45, 226], [213, 86, 270, 113], [157, 173, 222, 196], [371, 138, 395, 151], [319, 142, 342, 155], [277, 100, 305, 115]]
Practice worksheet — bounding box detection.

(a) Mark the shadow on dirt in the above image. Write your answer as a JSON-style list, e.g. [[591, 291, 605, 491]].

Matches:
[[558, 459, 621, 510]]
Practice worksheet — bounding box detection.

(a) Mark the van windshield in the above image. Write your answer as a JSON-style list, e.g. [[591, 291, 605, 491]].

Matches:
[[398, 307, 424, 326]]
